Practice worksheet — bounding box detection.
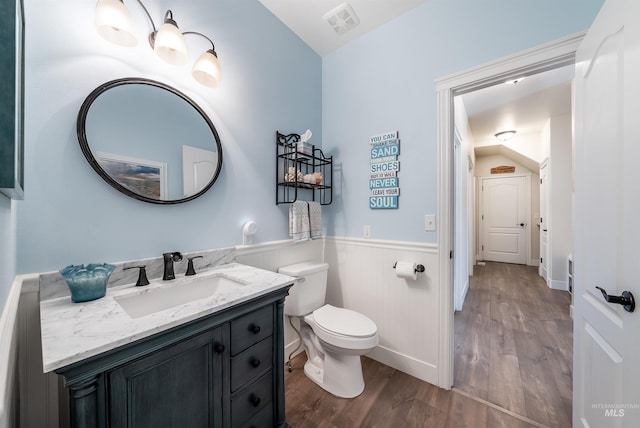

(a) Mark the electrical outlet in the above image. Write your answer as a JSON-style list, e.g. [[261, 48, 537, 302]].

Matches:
[[363, 225, 372, 239], [424, 214, 436, 231]]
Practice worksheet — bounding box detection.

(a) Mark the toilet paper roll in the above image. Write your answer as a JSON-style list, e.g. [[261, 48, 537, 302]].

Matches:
[[395, 261, 417, 280]]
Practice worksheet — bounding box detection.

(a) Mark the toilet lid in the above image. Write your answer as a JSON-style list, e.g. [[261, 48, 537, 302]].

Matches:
[[312, 305, 377, 338]]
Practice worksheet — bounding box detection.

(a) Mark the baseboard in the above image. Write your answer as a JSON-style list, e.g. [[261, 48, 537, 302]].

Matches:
[[284, 338, 303, 364], [367, 345, 438, 386], [0, 276, 24, 428], [549, 279, 568, 291]]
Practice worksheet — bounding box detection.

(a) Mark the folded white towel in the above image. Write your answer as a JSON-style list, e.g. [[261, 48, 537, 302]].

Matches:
[[289, 201, 310, 241], [309, 201, 323, 239]]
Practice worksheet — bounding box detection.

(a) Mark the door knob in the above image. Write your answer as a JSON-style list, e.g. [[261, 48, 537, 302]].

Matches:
[[595, 287, 635, 312], [519, 223, 526, 227]]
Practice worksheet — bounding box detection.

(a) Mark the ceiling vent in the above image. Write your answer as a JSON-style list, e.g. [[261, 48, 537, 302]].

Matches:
[[323, 3, 360, 35]]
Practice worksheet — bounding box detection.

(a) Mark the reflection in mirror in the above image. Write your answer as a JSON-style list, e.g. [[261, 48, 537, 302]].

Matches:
[[77, 78, 222, 204]]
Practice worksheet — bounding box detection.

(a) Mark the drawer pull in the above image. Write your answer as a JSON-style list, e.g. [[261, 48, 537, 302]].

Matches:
[[249, 324, 261, 334], [214, 343, 225, 354], [250, 358, 261, 368], [249, 394, 261, 407]]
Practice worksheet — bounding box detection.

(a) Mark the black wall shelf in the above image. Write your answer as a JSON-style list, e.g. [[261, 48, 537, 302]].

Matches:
[[276, 131, 332, 205]]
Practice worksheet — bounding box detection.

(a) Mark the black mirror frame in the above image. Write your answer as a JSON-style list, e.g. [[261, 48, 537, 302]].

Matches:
[[76, 77, 223, 205]]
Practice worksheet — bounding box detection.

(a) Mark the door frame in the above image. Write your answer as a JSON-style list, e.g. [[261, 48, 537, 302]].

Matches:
[[478, 174, 531, 265], [434, 32, 584, 389]]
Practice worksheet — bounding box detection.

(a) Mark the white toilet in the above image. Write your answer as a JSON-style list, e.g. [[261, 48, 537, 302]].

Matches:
[[278, 261, 378, 398]]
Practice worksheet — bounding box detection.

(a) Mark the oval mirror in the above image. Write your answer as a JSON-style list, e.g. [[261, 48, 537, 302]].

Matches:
[[77, 78, 223, 204]]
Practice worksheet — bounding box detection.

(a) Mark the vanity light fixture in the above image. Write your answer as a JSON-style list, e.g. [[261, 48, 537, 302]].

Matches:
[[494, 130, 517, 141], [94, 0, 222, 88]]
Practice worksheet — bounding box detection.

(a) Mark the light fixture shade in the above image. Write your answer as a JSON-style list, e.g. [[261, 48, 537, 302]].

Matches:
[[154, 20, 188, 65], [495, 130, 517, 141], [192, 50, 221, 88], [95, 0, 138, 47]]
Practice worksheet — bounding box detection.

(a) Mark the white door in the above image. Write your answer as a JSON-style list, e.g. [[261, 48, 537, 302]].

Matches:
[[539, 161, 549, 281], [573, 0, 640, 426], [481, 176, 528, 264], [182, 145, 218, 196]]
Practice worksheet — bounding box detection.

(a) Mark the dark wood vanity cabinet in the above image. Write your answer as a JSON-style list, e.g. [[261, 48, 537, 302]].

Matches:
[[55, 287, 291, 428]]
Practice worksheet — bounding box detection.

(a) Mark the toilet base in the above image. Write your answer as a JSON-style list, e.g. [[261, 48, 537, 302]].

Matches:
[[303, 351, 365, 398]]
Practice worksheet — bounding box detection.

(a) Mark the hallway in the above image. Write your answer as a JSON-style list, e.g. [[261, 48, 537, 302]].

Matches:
[[454, 262, 573, 427]]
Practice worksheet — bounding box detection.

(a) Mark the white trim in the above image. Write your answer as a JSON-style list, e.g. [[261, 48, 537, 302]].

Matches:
[[325, 236, 438, 253], [437, 87, 454, 389], [234, 239, 303, 256], [368, 345, 438, 385], [0, 275, 29, 427], [435, 33, 584, 389], [435, 32, 585, 92], [284, 338, 304, 363], [549, 279, 569, 291]]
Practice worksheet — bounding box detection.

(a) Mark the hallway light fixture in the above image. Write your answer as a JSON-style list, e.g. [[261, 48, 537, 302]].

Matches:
[[494, 130, 516, 141], [95, 0, 221, 88], [505, 77, 526, 85]]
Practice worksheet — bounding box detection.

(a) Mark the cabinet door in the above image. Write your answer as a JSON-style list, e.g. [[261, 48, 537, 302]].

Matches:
[[108, 328, 224, 428]]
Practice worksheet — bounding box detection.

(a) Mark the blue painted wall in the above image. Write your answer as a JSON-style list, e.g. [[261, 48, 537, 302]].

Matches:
[[8, 0, 605, 307], [322, 0, 604, 241], [16, 0, 322, 274]]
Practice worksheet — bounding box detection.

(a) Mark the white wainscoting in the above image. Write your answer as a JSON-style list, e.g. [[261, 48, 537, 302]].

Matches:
[[0, 276, 22, 428], [235, 239, 325, 363], [18, 275, 62, 428], [323, 237, 440, 385]]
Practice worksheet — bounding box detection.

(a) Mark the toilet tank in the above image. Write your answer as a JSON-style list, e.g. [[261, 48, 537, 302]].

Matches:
[[278, 262, 329, 316]]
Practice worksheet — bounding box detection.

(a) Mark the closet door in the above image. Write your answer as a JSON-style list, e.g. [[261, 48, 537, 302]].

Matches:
[[481, 176, 528, 265]]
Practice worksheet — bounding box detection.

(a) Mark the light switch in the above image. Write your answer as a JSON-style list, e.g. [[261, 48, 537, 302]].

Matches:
[[363, 225, 372, 239], [424, 214, 436, 231]]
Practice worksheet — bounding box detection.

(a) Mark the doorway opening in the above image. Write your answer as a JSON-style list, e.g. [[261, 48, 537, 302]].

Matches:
[[434, 31, 583, 395], [441, 37, 579, 425]]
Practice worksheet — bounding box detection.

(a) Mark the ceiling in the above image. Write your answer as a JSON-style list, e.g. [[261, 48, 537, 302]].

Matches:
[[258, 1, 575, 164], [258, 0, 429, 56], [460, 65, 574, 144]]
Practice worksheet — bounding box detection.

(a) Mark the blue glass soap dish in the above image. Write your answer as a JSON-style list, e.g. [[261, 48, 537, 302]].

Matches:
[[59, 263, 115, 303]]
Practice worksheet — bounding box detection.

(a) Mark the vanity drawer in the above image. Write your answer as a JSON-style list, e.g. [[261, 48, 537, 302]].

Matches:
[[230, 305, 273, 355], [238, 403, 274, 428], [231, 337, 273, 392], [231, 371, 273, 427]]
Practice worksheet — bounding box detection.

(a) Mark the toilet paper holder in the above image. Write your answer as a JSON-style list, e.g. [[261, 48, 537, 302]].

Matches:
[[393, 262, 425, 273]]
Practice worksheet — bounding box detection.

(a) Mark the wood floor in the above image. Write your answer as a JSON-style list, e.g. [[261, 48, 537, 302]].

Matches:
[[284, 262, 573, 428], [454, 262, 573, 427]]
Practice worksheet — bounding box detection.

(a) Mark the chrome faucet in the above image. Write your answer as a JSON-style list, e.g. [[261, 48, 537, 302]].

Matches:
[[162, 252, 183, 280]]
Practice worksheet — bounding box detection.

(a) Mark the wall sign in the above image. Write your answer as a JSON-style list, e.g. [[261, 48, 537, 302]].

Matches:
[[491, 165, 516, 174], [369, 131, 399, 209]]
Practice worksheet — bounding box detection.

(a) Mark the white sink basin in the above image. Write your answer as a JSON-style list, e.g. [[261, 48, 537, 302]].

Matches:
[[115, 274, 245, 319]]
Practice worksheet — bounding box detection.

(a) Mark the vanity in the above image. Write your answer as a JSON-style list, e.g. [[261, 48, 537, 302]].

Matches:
[[40, 263, 295, 428]]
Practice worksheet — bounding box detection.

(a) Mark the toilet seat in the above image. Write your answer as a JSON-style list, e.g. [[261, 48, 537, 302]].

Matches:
[[305, 304, 378, 350]]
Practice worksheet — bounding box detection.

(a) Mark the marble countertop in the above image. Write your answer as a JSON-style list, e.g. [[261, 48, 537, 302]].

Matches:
[[40, 263, 296, 373]]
